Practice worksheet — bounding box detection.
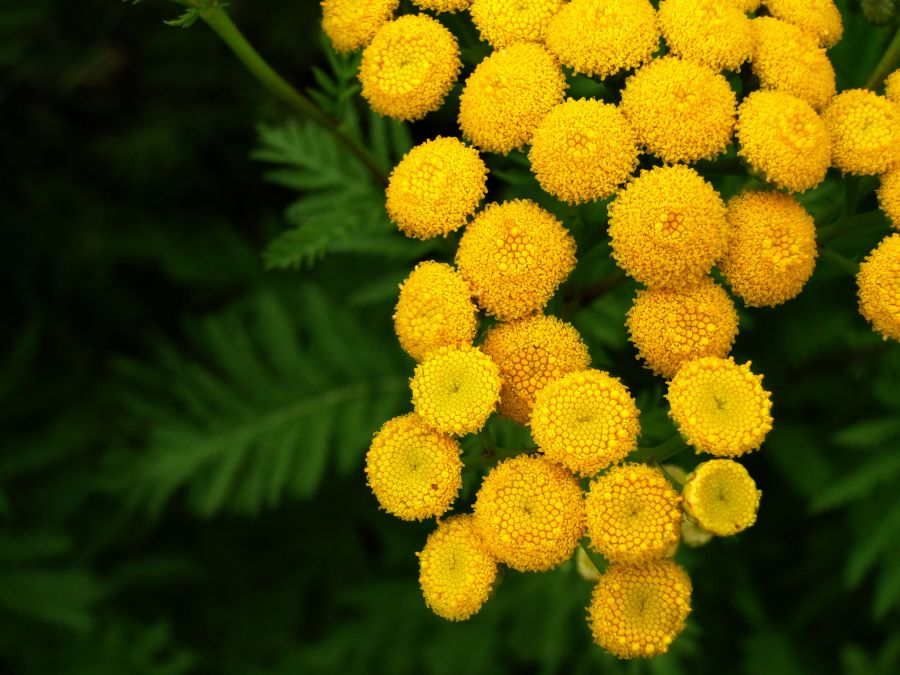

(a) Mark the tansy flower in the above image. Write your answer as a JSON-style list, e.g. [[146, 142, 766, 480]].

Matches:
[[459, 43, 567, 154], [544, 0, 659, 79], [418, 515, 498, 620], [857, 233, 900, 341], [481, 314, 590, 425], [886, 69, 900, 104], [410, 345, 502, 435], [469, 0, 563, 48], [736, 90, 831, 192], [413, 0, 472, 10], [823, 89, 900, 176], [588, 560, 692, 659], [321, 0, 399, 52], [878, 168, 900, 229], [472, 455, 585, 571], [365, 413, 463, 520], [620, 56, 737, 164], [528, 98, 639, 204], [359, 14, 461, 121], [456, 200, 576, 320], [608, 165, 728, 290], [658, 0, 753, 71], [662, 464, 714, 547], [531, 370, 641, 477], [394, 262, 479, 362], [764, 0, 843, 48], [682, 459, 761, 536], [626, 279, 739, 379], [721, 190, 817, 307], [386, 136, 488, 239], [667, 356, 773, 457]]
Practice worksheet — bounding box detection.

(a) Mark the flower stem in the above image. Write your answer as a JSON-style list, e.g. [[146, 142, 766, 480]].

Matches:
[[865, 25, 900, 91], [694, 155, 746, 176], [819, 248, 860, 276], [818, 210, 887, 244], [630, 434, 689, 464]]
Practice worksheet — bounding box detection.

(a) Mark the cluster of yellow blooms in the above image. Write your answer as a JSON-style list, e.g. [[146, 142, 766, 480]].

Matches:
[[321, 0, 900, 660]]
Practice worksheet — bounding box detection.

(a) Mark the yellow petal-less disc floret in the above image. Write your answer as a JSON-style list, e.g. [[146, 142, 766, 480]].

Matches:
[[459, 43, 567, 154], [658, 0, 753, 71], [886, 69, 900, 104], [878, 168, 900, 229], [456, 200, 576, 320], [386, 136, 488, 239], [544, 0, 660, 79], [736, 90, 831, 192], [413, 0, 472, 11], [528, 99, 639, 204], [682, 459, 761, 536], [365, 413, 463, 520], [858, 233, 900, 341], [473, 455, 585, 571], [481, 315, 590, 425], [532, 370, 640, 477], [620, 56, 737, 164], [394, 262, 479, 362], [359, 14, 461, 121], [418, 515, 498, 621], [608, 165, 728, 290], [667, 356, 773, 457], [321, 0, 399, 53], [588, 560, 692, 659], [763, 0, 843, 48], [410, 345, 502, 435], [721, 190, 817, 307], [626, 279, 739, 379], [469, 0, 563, 48], [822, 89, 900, 176]]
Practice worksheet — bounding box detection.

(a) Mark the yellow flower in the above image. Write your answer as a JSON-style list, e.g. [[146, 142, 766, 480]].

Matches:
[[721, 190, 818, 307], [481, 314, 590, 425], [472, 455, 585, 571], [456, 199, 576, 320], [667, 356, 773, 457], [410, 345, 502, 435], [823, 89, 900, 176], [858, 233, 900, 341], [661, 464, 714, 547], [620, 56, 737, 164], [365, 414, 463, 520], [878, 168, 900, 229], [532, 370, 641, 477], [469, 0, 563, 48], [386, 136, 488, 239], [545, 0, 659, 79], [528, 98, 639, 204], [394, 261, 479, 362], [608, 165, 728, 290], [751, 17, 836, 111], [418, 515, 498, 621], [321, 0, 398, 52], [626, 279, 739, 379], [886, 69, 900, 105], [736, 90, 831, 192], [458, 43, 567, 154], [588, 560, 692, 659], [682, 459, 761, 536], [413, 0, 471, 10], [359, 15, 461, 121], [764, 0, 843, 48], [658, 0, 753, 71]]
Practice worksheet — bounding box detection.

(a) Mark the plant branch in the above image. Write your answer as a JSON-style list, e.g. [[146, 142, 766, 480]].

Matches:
[[818, 248, 860, 276], [865, 25, 900, 91], [630, 434, 689, 464]]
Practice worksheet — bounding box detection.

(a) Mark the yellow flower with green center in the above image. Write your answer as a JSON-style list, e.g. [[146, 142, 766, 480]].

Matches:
[[878, 168, 900, 229], [321, 0, 399, 52], [764, 0, 843, 48], [658, 0, 754, 71], [823, 89, 900, 176], [469, 0, 564, 48], [857, 233, 900, 341], [682, 459, 762, 536]]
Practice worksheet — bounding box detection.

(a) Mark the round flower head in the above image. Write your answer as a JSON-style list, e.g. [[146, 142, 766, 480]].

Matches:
[[823, 89, 900, 176], [721, 190, 817, 307], [736, 90, 831, 192], [532, 370, 641, 477], [528, 99, 639, 204], [413, 0, 472, 10], [418, 515, 498, 621], [683, 459, 761, 536], [751, 17, 836, 111], [608, 165, 728, 290], [469, 0, 563, 49], [886, 69, 900, 105], [458, 43, 567, 154], [386, 137, 488, 239], [473, 455, 585, 571], [365, 414, 463, 520], [626, 279, 739, 379], [667, 356, 773, 457], [545, 0, 659, 79], [764, 0, 843, 48], [456, 200, 576, 320], [658, 0, 753, 71], [394, 262, 478, 362], [481, 315, 590, 425], [410, 345, 502, 435], [878, 168, 900, 229], [620, 56, 737, 164], [858, 233, 900, 341], [588, 560, 692, 659], [359, 14, 461, 121], [321, 0, 399, 52]]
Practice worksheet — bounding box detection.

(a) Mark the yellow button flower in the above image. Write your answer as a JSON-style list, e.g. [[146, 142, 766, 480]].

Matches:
[[858, 233, 900, 341], [878, 168, 900, 229], [764, 0, 843, 48], [469, 0, 564, 48], [682, 459, 762, 536], [321, 0, 399, 52], [658, 0, 753, 71], [823, 89, 900, 176]]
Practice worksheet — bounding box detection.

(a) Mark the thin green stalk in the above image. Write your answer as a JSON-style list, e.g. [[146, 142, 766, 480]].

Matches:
[[865, 25, 900, 90], [578, 540, 607, 577], [818, 210, 887, 244], [819, 248, 860, 276], [629, 434, 688, 464]]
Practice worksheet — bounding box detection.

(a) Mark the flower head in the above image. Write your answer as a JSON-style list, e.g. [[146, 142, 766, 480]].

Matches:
[[823, 89, 900, 176], [682, 459, 761, 536], [858, 233, 900, 341], [321, 0, 398, 52], [764, 0, 843, 48], [878, 168, 900, 229], [469, 0, 563, 48], [413, 0, 471, 10], [886, 69, 900, 105], [658, 0, 753, 71]]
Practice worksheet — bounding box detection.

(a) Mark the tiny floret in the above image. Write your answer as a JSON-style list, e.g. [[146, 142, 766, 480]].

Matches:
[[878, 168, 900, 229], [682, 459, 762, 536], [764, 0, 843, 48], [469, 0, 564, 48], [857, 233, 900, 341], [658, 0, 754, 71], [823, 89, 900, 176], [321, 0, 399, 52]]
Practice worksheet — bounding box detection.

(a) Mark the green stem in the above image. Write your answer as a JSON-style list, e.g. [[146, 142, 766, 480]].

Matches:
[[694, 155, 746, 176], [578, 540, 607, 577], [629, 434, 688, 464], [818, 210, 887, 244], [819, 248, 860, 276], [865, 25, 900, 91]]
